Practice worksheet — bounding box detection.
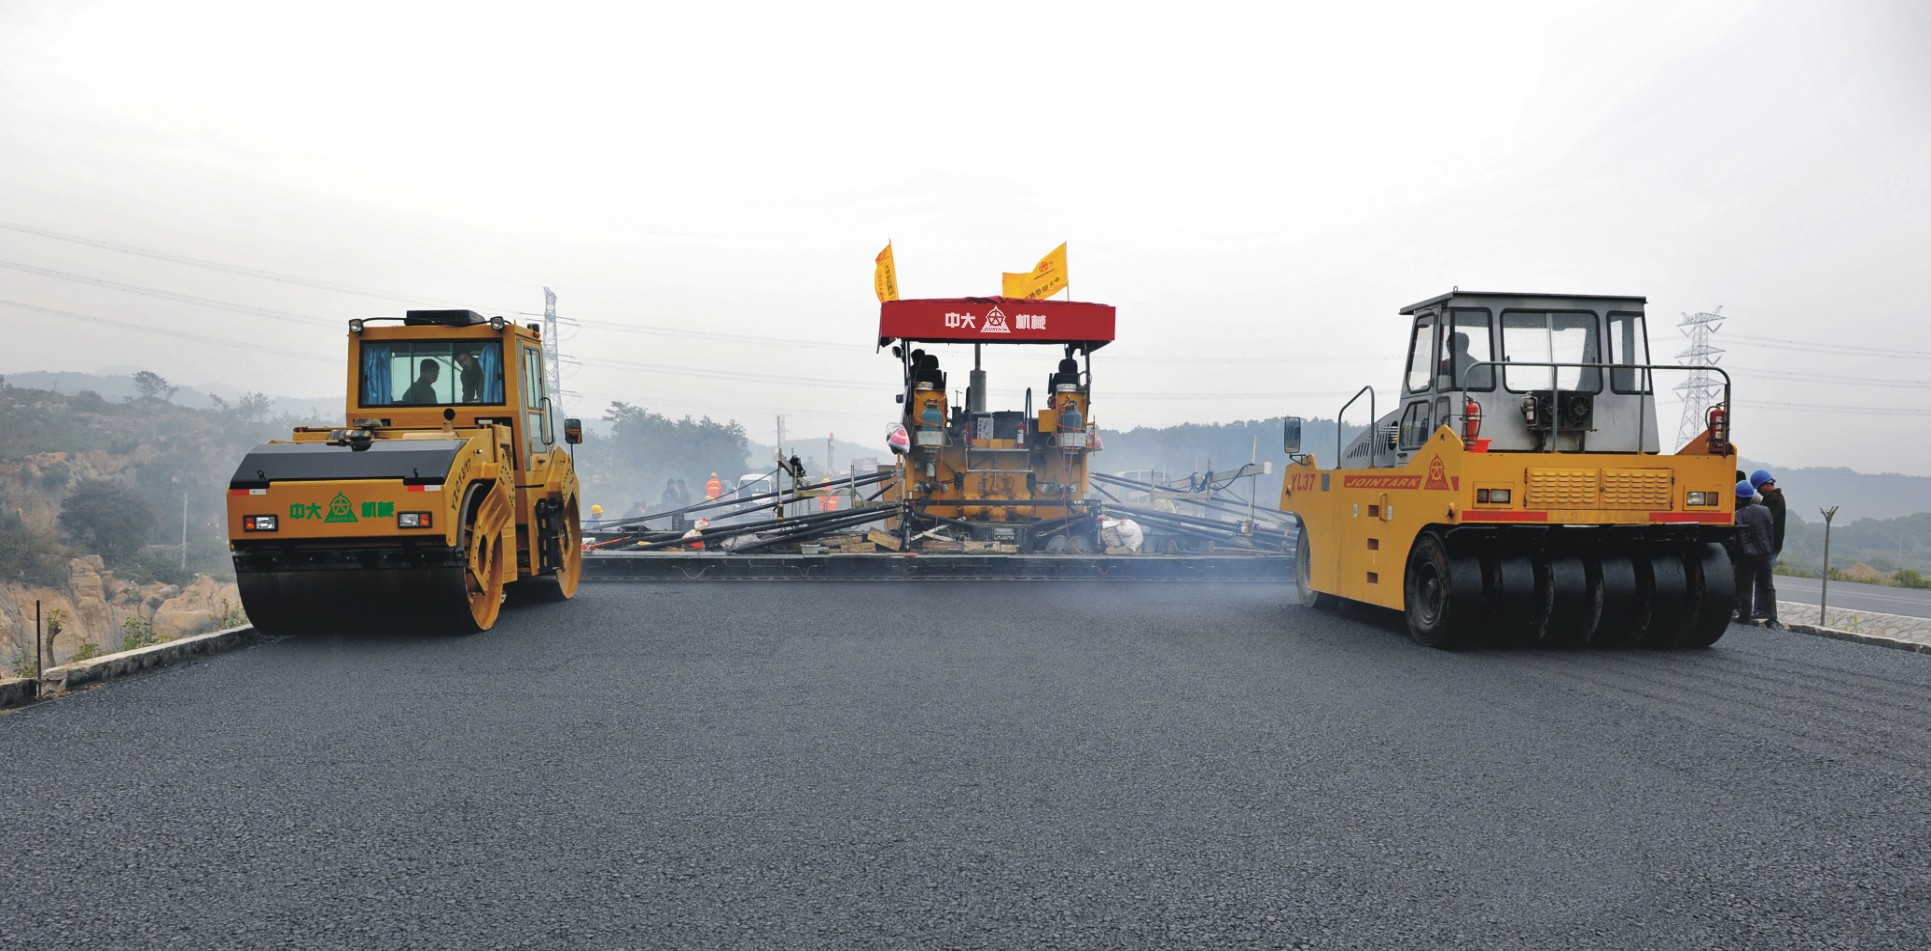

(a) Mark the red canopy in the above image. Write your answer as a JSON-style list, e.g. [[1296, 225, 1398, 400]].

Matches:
[[879, 297, 1115, 348]]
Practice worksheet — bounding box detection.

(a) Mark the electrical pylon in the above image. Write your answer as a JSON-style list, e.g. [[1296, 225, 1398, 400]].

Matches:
[[1674, 307, 1725, 445]]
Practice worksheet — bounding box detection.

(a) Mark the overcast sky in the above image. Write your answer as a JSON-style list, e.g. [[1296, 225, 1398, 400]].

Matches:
[[4, 0, 1928, 474]]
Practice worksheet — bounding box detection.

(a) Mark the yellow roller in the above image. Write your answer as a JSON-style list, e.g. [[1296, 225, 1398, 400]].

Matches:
[[226, 310, 583, 635]]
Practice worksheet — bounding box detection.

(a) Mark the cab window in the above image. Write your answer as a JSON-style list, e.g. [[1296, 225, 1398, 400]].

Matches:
[[1398, 400, 1433, 451], [1405, 313, 1439, 394], [1607, 310, 1652, 394], [1440, 308, 1495, 391], [359, 340, 505, 407], [520, 345, 552, 458], [1500, 311, 1602, 393]]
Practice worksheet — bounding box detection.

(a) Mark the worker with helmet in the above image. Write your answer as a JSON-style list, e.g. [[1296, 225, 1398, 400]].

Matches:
[[1749, 469, 1787, 560], [589, 503, 604, 529], [705, 472, 723, 500], [1733, 479, 1780, 629]]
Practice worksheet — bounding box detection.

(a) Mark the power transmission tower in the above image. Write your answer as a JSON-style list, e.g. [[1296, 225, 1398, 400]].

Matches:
[[542, 287, 563, 415], [1674, 306, 1725, 445]]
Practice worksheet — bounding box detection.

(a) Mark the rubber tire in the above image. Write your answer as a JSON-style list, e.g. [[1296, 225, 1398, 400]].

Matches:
[[1636, 553, 1691, 648], [1590, 555, 1645, 648], [1404, 532, 1481, 649], [1485, 554, 1539, 647], [1295, 530, 1338, 610], [1678, 543, 1735, 649], [1536, 556, 1599, 647]]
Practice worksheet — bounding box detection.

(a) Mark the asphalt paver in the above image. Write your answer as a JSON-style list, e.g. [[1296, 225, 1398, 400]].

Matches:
[[3, 581, 1929, 950]]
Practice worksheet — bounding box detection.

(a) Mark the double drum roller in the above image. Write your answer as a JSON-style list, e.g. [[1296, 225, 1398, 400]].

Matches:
[[226, 310, 584, 636]]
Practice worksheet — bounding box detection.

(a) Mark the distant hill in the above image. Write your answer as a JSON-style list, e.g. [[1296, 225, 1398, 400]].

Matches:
[[1733, 459, 1931, 525], [4, 370, 336, 422]]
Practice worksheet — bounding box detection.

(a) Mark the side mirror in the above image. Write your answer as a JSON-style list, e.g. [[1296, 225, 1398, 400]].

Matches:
[[563, 418, 583, 445], [1282, 416, 1303, 454]]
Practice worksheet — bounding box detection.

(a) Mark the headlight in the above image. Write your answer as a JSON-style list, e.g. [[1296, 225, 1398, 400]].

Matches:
[[1476, 488, 1512, 504], [1687, 491, 1720, 506], [242, 515, 277, 532], [398, 512, 433, 529], [348, 318, 365, 333]]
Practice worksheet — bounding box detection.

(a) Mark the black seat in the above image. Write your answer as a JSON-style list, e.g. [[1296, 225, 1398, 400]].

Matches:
[[1050, 357, 1080, 390]]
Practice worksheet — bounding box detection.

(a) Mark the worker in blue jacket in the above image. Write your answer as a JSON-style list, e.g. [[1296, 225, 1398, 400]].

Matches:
[[1733, 479, 1780, 629]]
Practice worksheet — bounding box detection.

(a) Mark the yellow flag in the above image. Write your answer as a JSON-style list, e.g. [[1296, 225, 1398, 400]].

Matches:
[[874, 242, 899, 303], [1001, 242, 1068, 300]]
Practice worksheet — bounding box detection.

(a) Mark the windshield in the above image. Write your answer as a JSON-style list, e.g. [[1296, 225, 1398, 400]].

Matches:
[[359, 340, 506, 406], [1500, 311, 1601, 392]]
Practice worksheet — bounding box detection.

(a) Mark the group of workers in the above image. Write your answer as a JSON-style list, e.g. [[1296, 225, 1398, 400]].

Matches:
[[1732, 468, 1787, 629]]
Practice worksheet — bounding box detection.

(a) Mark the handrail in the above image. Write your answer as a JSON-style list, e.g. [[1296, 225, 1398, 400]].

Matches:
[[1336, 385, 1377, 469], [1451, 360, 1732, 454]]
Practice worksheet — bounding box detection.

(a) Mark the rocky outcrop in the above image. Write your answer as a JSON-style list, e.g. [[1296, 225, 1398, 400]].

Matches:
[[0, 557, 241, 670]]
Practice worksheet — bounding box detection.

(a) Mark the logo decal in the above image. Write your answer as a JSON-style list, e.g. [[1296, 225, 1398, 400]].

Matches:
[[1424, 455, 1452, 491], [324, 491, 360, 523], [982, 306, 1011, 334]]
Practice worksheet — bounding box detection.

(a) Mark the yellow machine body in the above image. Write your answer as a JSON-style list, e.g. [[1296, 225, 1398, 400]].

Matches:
[[1278, 290, 1740, 649], [226, 311, 582, 635], [878, 297, 1114, 551]]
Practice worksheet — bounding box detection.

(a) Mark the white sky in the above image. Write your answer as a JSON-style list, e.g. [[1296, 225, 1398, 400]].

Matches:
[[3, 0, 1928, 472]]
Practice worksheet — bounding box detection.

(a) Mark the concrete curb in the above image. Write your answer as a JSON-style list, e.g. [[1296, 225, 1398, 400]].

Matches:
[[1, 624, 257, 709], [1779, 620, 1931, 655]]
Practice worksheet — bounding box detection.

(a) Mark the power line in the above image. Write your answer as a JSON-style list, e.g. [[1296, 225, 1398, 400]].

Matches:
[[1724, 365, 1931, 388], [0, 258, 334, 328], [0, 298, 334, 364], [1723, 332, 1931, 358], [0, 218, 515, 311]]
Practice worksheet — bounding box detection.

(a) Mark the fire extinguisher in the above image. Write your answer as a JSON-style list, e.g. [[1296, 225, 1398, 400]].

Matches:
[[1462, 399, 1483, 441], [1706, 403, 1728, 452]]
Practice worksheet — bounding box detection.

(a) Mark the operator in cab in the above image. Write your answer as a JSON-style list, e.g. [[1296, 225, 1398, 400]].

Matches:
[[401, 359, 441, 404]]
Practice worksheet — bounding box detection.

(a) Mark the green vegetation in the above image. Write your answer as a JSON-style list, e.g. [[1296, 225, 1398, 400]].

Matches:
[[1776, 510, 1931, 580], [59, 479, 155, 562], [1, 373, 300, 581], [576, 402, 752, 516], [0, 501, 70, 587], [121, 616, 155, 652]]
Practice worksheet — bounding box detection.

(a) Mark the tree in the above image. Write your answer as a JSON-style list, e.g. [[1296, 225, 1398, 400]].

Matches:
[[58, 479, 155, 562], [578, 402, 751, 513], [132, 371, 176, 403], [236, 392, 273, 423]]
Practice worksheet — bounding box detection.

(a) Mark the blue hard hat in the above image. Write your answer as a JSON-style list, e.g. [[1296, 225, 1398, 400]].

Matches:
[[1750, 469, 1774, 487], [1736, 479, 1757, 499]]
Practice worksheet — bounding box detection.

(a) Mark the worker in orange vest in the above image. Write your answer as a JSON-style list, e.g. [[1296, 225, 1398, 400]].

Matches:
[[819, 487, 839, 512], [705, 472, 722, 500]]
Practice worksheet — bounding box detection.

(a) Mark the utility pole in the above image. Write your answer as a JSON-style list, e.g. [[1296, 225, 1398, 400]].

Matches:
[[180, 490, 188, 570]]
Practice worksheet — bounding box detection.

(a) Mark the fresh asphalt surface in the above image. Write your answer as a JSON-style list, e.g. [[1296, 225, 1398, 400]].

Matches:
[[5, 582, 1931, 950]]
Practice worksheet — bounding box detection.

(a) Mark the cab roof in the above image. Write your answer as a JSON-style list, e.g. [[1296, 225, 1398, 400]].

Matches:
[[1400, 290, 1648, 315]]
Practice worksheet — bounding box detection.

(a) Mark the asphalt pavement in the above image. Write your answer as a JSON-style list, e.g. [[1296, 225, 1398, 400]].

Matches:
[[1774, 574, 1931, 619], [3, 581, 1930, 950]]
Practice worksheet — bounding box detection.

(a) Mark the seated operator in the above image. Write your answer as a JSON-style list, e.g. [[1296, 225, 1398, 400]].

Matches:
[[401, 358, 442, 404], [1439, 331, 1491, 388]]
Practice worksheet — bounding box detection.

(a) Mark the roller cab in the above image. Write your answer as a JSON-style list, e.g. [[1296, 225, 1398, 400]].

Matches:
[[1279, 291, 1738, 649], [227, 310, 582, 635]]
